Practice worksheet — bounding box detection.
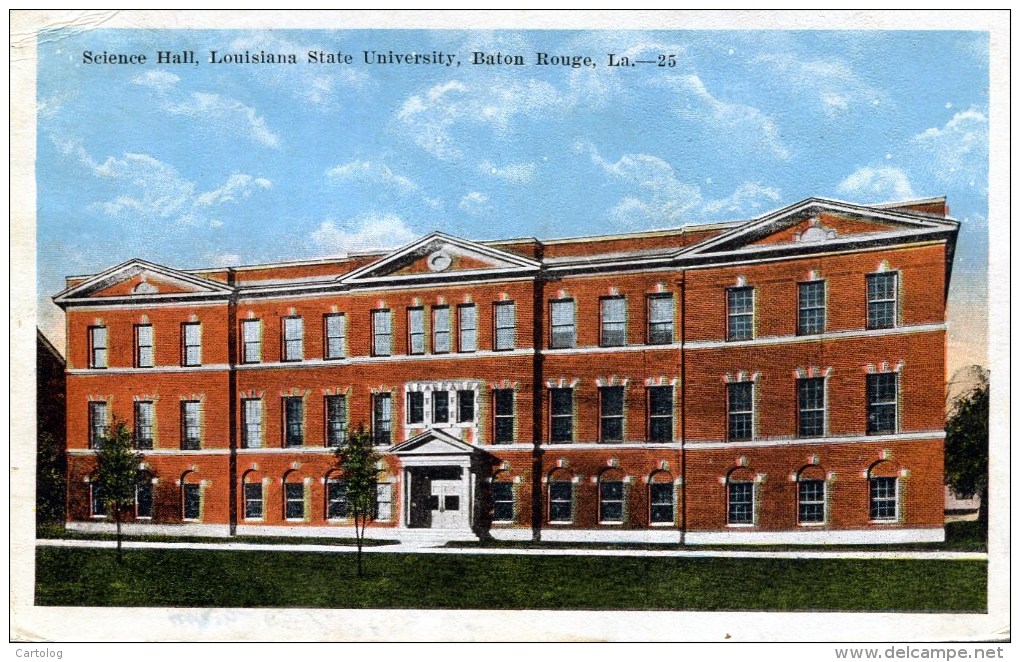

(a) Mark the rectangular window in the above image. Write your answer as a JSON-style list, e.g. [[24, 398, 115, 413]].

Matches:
[[135, 481, 153, 519], [241, 319, 262, 364], [325, 395, 346, 447], [599, 481, 624, 522], [867, 273, 898, 330], [798, 281, 826, 335], [727, 481, 754, 525], [407, 308, 425, 355], [648, 387, 673, 442], [375, 483, 393, 521], [134, 401, 154, 450], [600, 297, 627, 347], [599, 386, 624, 442], [727, 382, 753, 441], [867, 373, 898, 434], [89, 326, 107, 369], [242, 398, 262, 448], [549, 481, 572, 522], [550, 300, 576, 349], [324, 313, 346, 360], [183, 484, 201, 520], [550, 388, 573, 443], [647, 295, 674, 344], [373, 393, 392, 445], [88, 401, 108, 449], [433, 307, 450, 354], [458, 304, 477, 352], [182, 322, 202, 366], [91, 483, 106, 517], [283, 317, 304, 362], [283, 397, 303, 447], [649, 483, 674, 523], [798, 480, 826, 524], [457, 390, 475, 423], [181, 401, 201, 450], [493, 302, 516, 350], [407, 391, 425, 424], [135, 324, 154, 368], [492, 483, 514, 522], [284, 483, 304, 520], [869, 477, 898, 521], [727, 287, 754, 341], [372, 310, 392, 356], [244, 482, 263, 519], [493, 389, 514, 444], [798, 378, 826, 437], [327, 479, 348, 519], [433, 391, 450, 424]]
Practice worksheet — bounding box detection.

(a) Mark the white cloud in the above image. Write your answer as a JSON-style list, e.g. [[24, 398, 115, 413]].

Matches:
[[310, 213, 417, 255], [63, 143, 272, 226], [837, 166, 916, 201], [754, 53, 885, 117], [165, 92, 280, 149], [195, 174, 272, 207], [674, 75, 790, 160], [480, 160, 536, 185], [702, 182, 782, 216], [396, 78, 565, 161], [459, 191, 493, 216], [132, 70, 180, 92], [326, 160, 421, 195], [912, 107, 988, 189], [206, 252, 242, 267]]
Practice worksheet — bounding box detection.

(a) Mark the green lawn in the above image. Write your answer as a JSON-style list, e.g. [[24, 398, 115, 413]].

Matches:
[[35, 547, 986, 612]]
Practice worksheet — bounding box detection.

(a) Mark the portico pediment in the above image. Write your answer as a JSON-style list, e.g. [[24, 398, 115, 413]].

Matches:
[[388, 429, 480, 456]]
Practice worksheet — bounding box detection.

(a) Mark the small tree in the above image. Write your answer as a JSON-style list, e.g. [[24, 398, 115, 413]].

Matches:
[[95, 419, 144, 557], [334, 425, 382, 577], [945, 367, 990, 530], [36, 430, 66, 531]]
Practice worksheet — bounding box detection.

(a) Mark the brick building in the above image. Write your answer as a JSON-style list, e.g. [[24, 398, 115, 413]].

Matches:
[[54, 196, 958, 544]]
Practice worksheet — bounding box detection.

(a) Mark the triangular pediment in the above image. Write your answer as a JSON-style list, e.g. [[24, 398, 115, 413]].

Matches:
[[339, 232, 541, 284], [388, 429, 479, 456], [53, 259, 232, 305], [678, 198, 956, 257]]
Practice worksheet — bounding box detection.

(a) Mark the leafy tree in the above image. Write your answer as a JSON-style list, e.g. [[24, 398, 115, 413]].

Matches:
[[36, 430, 66, 530], [94, 419, 144, 557], [945, 366, 989, 529], [334, 425, 382, 577]]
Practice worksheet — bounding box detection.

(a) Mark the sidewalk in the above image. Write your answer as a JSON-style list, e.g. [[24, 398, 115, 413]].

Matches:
[[35, 537, 987, 561]]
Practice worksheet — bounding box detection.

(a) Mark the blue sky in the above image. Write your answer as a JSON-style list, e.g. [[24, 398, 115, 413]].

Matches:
[[36, 28, 989, 373]]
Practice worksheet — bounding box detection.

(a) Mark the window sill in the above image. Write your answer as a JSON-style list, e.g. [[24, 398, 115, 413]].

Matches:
[[726, 523, 755, 528], [183, 518, 201, 523], [491, 520, 514, 525], [284, 518, 305, 523], [798, 521, 827, 527], [136, 516, 153, 521], [90, 515, 107, 519], [548, 520, 573, 525], [868, 519, 899, 525], [599, 521, 623, 526], [243, 518, 264, 522], [323, 356, 346, 361], [649, 521, 675, 527]]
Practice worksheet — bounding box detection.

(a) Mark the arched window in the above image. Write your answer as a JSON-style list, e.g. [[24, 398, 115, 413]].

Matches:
[[135, 471, 154, 519], [598, 468, 625, 524], [181, 471, 202, 521], [548, 469, 573, 523], [648, 470, 674, 524], [241, 470, 264, 520], [797, 465, 827, 525], [325, 471, 349, 520], [868, 461, 900, 522], [726, 467, 756, 525], [283, 471, 306, 521]]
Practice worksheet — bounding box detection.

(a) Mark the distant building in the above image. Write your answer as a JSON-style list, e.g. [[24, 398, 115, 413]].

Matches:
[[53, 196, 958, 544]]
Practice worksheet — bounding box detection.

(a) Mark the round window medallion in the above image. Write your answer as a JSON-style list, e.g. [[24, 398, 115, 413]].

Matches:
[[427, 250, 452, 272]]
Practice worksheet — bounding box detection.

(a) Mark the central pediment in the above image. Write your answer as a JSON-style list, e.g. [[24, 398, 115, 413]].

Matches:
[[388, 429, 480, 456], [339, 232, 540, 284]]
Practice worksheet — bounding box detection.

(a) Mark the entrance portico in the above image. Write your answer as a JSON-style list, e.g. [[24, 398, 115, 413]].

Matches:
[[389, 429, 489, 536]]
